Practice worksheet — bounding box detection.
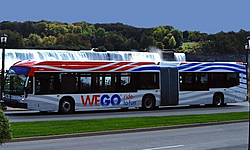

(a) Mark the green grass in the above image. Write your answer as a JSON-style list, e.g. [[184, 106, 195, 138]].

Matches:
[[10, 112, 249, 138], [181, 42, 202, 53]]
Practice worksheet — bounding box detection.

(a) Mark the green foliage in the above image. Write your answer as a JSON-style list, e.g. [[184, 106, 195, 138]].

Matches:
[[27, 33, 43, 47], [169, 36, 176, 49], [0, 109, 12, 145], [140, 36, 155, 49], [126, 38, 139, 50], [156, 42, 164, 50], [0, 20, 250, 53]]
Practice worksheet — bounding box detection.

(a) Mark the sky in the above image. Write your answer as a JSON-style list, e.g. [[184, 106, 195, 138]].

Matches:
[[1, 0, 250, 34]]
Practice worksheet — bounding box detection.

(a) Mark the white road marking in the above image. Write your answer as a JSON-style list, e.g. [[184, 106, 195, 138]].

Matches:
[[142, 144, 184, 150]]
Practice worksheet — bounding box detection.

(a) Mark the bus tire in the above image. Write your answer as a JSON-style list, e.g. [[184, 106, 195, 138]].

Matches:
[[59, 98, 75, 114], [213, 93, 224, 106], [142, 95, 155, 110]]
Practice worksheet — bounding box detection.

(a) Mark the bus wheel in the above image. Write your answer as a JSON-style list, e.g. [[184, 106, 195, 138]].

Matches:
[[59, 99, 74, 114], [142, 95, 155, 110], [213, 93, 224, 106]]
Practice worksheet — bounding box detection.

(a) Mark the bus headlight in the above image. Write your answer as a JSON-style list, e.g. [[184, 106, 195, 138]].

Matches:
[[21, 96, 25, 101]]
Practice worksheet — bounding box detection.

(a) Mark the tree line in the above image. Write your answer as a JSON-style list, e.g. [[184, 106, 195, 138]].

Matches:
[[0, 20, 250, 54]]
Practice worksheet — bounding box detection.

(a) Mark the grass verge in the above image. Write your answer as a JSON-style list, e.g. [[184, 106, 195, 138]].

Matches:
[[11, 112, 249, 138]]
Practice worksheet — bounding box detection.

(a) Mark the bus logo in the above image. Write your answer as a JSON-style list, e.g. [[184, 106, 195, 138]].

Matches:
[[81, 94, 121, 107]]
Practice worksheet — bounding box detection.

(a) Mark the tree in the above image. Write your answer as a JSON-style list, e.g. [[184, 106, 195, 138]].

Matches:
[[104, 40, 114, 50], [92, 28, 106, 47], [49, 24, 68, 36], [139, 36, 155, 50], [27, 33, 42, 47], [63, 33, 82, 47], [126, 38, 139, 50], [156, 42, 164, 50], [169, 36, 176, 49], [0, 109, 12, 145], [152, 27, 168, 41], [20, 21, 35, 38], [105, 32, 126, 50], [170, 29, 183, 47], [42, 36, 57, 47], [34, 22, 48, 37], [81, 25, 96, 40], [68, 25, 82, 34], [163, 35, 172, 49], [56, 34, 65, 45], [183, 30, 189, 41], [188, 31, 201, 42]]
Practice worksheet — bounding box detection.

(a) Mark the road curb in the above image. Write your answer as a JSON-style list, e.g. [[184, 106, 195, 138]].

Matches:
[[9, 119, 248, 143]]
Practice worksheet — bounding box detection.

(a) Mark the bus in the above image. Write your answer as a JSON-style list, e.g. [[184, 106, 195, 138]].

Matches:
[[2, 60, 247, 113]]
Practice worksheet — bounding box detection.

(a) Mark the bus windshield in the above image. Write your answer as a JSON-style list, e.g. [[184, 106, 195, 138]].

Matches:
[[3, 66, 30, 95]]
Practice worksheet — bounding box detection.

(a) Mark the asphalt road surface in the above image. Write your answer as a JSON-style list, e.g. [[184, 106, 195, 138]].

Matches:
[[1, 122, 248, 150], [4, 101, 249, 122]]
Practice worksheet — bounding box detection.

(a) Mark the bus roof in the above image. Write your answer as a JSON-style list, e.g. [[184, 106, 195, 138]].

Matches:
[[12, 60, 159, 75], [11, 60, 245, 75]]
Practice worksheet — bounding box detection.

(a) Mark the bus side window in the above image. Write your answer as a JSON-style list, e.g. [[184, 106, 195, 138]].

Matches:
[[60, 73, 78, 93], [35, 73, 59, 94], [179, 73, 192, 91], [139, 73, 159, 89], [226, 73, 239, 87], [180, 73, 208, 91], [119, 73, 136, 92], [98, 73, 116, 93], [79, 73, 93, 93]]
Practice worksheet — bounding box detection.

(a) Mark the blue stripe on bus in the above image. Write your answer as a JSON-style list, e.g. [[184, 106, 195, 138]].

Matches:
[[178, 63, 201, 70], [201, 67, 246, 74], [201, 63, 245, 69], [132, 66, 160, 71], [237, 86, 247, 90], [240, 82, 247, 85], [179, 63, 245, 71]]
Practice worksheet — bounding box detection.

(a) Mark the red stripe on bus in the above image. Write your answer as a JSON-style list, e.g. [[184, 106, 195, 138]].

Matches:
[[92, 62, 131, 71]]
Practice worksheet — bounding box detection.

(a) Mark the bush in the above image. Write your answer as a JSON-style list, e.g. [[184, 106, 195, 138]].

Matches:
[[0, 108, 12, 145]]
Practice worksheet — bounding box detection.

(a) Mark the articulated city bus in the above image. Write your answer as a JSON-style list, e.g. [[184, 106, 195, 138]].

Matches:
[[2, 60, 247, 113]]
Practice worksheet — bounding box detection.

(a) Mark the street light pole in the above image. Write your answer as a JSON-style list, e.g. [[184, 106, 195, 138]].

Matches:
[[246, 36, 250, 150], [0, 33, 7, 107]]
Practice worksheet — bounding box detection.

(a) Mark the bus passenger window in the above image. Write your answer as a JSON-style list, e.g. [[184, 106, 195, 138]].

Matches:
[[119, 73, 136, 92], [60, 73, 78, 93], [139, 73, 159, 89], [226, 73, 239, 87], [35, 73, 59, 94]]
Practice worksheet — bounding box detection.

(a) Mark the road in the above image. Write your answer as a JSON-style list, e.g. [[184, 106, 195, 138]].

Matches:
[[4, 102, 249, 122], [4, 102, 248, 122], [1, 122, 248, 150]]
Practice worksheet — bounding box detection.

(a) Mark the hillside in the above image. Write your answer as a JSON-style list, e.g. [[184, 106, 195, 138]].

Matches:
[[0, 20, 249, 54]]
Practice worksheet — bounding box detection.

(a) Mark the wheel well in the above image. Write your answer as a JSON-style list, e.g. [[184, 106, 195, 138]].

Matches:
[[213, 92, 224, 103], [59, 96, 75, 108], [142, 94, 156, 103], [213, 92, 224, 100]]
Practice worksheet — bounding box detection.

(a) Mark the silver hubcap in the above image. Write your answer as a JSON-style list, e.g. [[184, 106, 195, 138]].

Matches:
[[61, 101, 71, 112], [145, 98, 153, 108], [215, 96, 222, 105]]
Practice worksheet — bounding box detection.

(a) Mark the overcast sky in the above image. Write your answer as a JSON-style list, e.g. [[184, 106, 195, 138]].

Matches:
[[1, 0, 249, 33]]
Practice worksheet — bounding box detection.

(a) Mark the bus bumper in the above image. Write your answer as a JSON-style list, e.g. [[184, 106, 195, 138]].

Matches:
[[3, 99, 27, 109]]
